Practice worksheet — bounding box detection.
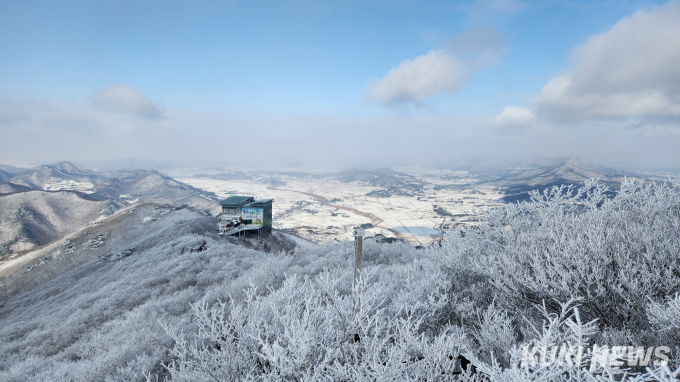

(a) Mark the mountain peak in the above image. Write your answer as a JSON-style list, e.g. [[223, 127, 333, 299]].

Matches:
[[50, 161, 96, 175]]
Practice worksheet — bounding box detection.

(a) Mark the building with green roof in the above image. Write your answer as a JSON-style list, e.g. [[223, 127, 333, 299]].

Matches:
[[219, 196, 273, 239]]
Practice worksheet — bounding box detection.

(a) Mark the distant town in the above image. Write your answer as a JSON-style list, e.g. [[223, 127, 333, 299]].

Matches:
[[170, 167, 501, 246]]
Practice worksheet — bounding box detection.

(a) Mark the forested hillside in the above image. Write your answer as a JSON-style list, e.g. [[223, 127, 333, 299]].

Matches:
[[1, 180, 679, 381]]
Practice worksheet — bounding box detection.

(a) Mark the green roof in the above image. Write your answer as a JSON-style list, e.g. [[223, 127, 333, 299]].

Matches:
[[250, 198, 274, 207], [219, 196, 254, 206]]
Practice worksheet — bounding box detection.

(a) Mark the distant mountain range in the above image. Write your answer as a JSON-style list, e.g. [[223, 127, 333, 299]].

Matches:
[[336, 168, 424, 196], [0, 171, 10, 183], [0, 165, 29, 183], [489, 156, 629, 184], [0, 161, 220, 256], [0, 157, 651, 256], [337, 157, 646, 202], [336, 168, 416, 187], [1, 161, 217, 209], [471, 156, 642, 202], [9, 162, 102, 191]]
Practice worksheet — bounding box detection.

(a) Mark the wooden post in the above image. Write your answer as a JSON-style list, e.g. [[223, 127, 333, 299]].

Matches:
[[354, 230, 363, 292]]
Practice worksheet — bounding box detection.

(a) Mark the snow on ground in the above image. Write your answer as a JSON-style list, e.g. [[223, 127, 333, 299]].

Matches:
[[0, 203, 428, 381], [43, 178, 95, 193], [0, 191, 120, 257], [178, 169, 503, 246]]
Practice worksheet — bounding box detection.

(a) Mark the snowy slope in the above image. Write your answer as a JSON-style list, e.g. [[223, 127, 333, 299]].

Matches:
[[0, 183, 32, 195], [0, 181, 679, 381], [91, 170, 218, 213], [0, 203, 426, 381], [0, 191, 121, 256], [0, 165, 29, 183]]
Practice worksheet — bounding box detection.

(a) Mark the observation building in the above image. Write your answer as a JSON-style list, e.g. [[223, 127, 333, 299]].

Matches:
[[219, 195, 273, 239]]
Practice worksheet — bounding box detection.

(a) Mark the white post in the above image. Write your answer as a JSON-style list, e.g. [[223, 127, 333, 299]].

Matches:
[[354, 229, 363, 292]]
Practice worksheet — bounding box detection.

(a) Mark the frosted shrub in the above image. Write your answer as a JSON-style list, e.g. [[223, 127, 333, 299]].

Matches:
[[647, 294, 680, 347], [470, 299, 680, 382], [157, 284, 680, 382], [156, 271, 467, 381], [446, 179, 680, 330], [6, 180, 680, 381], [472, 302, 516, 367], [154, 180, 680, 381]]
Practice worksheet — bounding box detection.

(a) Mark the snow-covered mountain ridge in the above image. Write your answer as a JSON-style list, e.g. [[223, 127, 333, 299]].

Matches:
[[0, 180, 678, 381], [0, 162, 220, 257]]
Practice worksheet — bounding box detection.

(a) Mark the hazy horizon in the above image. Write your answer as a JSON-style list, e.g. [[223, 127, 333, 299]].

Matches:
[[2, 0, 679, 170]]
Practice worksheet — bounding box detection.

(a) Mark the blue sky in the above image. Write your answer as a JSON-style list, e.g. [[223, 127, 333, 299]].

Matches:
[[1, 0, 679, 169]]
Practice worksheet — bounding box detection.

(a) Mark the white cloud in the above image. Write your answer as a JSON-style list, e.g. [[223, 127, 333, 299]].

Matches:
[[93, 84, 162, 119], [535, 1, 680, 121], [363, 50, 468, 106], [495, 106, 535, 126], [2, 95, 680, 170]]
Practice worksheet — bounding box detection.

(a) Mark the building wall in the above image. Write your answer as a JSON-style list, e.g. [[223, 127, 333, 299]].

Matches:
[[219, 199, 273, 237]]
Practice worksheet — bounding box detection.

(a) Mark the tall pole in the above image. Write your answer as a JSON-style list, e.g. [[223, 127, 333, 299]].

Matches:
[[354, 230, 363, 293]]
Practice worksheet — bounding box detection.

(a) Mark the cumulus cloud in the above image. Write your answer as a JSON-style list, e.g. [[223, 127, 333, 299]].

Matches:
[[93, 84, 163, 119], [363, 50, 468, 106], [495, 106, 535, 126], [535, 1, 680, 121]]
